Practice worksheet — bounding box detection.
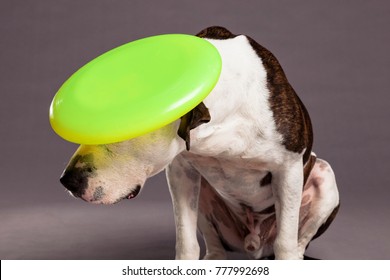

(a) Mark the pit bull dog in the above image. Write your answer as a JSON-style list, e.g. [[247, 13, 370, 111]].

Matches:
[[59, 26, 339, 260]]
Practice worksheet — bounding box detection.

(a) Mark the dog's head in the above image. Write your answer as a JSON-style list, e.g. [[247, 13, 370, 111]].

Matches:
[[59, 103, 210, 204]]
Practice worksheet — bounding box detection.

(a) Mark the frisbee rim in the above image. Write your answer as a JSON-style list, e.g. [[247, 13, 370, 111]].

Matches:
[[49, 34, 221, 145]]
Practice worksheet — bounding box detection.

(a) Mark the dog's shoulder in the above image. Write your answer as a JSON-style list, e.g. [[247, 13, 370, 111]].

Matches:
[[197, 26, 313, 163], [245, 36, 313, 163]]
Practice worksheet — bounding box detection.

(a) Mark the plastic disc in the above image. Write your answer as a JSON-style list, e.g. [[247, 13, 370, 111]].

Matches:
[[49, 34, 221, 145]]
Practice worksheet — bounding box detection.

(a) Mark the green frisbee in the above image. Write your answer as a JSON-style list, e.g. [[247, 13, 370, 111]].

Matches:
[[49, 34, 221, 145]]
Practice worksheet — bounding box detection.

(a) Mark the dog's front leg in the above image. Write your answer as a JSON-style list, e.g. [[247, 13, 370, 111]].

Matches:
[[272, 159, 304, 259], [166, 154, 201, 260]]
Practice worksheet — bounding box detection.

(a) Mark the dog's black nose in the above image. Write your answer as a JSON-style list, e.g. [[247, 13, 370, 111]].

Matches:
[[60, 168, 88, 197]]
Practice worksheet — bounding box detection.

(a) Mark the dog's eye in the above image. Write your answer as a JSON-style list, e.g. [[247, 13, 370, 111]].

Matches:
[[86, 167, 93, 173]]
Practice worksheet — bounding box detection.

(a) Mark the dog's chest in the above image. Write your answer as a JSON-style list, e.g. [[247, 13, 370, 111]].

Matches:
[[187, 155, 275, 213]]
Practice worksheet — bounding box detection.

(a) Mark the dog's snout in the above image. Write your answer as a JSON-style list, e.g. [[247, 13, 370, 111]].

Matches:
[[60, 168, 88, 197]]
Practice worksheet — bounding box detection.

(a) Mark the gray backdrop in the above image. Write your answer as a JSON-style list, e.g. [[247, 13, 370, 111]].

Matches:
[[1, 0, 389, 259]]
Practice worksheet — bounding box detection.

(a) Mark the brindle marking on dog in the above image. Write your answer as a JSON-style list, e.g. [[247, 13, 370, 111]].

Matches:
[[196, 26, 237, 40], [246, 36, 313, 165]]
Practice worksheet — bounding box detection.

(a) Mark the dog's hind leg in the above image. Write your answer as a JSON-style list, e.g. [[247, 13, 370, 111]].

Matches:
[[297, 158, 340, 256]]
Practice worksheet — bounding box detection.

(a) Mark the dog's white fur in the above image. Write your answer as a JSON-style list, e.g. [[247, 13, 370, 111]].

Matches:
[[63, 32, 339, 259]]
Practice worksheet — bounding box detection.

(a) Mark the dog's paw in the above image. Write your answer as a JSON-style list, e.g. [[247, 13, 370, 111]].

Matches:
[[274, 238, 304, 260]]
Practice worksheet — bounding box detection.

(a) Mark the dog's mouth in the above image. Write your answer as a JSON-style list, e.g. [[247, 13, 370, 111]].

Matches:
[[125, 185, 141, 200]]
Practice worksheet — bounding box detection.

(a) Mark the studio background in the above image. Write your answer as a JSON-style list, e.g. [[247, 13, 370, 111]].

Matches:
[[1, 0, 389, 259]]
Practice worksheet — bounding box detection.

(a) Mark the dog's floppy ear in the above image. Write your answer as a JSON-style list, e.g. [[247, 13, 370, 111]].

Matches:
[[178, 102, 210, 151]]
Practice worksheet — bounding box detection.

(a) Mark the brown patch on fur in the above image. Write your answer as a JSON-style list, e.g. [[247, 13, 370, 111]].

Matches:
[[246, 36, 313, 164], [196, 26, 237, 40], [178, 102, 210, 150], [260, 172, 272, 187]]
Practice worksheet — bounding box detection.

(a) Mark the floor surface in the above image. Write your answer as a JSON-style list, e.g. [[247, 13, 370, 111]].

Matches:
[[1, 196, 389, 260]]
